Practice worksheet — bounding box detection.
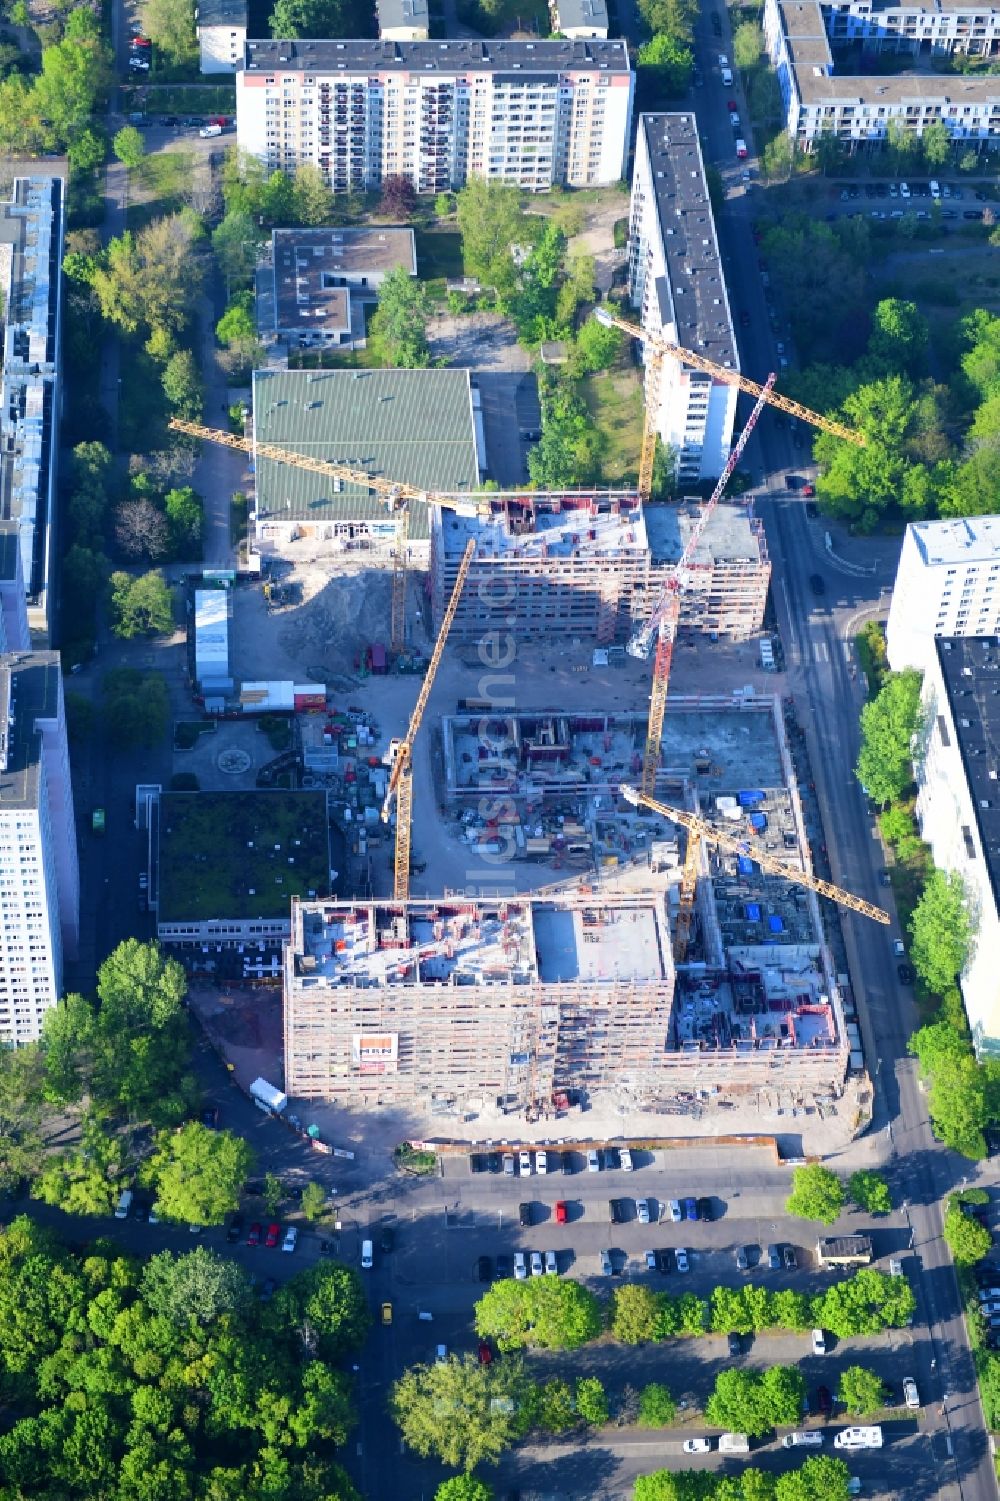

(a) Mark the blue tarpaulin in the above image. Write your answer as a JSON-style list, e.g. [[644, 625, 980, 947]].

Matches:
[[738, 789, 765, 806], [745, 902, 761, 922], [750, 812, 767, 832], [737, 855, 754, 876], [768, 915, 784, 933]]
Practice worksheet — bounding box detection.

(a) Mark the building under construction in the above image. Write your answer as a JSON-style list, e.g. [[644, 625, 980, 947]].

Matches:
[[283, 892, 675, 1109], [430, 493, 770, 644]]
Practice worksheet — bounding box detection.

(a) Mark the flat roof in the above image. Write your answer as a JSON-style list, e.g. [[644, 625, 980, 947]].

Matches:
[[377, 0, 429, 27], [0, 650, 59, 812], [243, 37, 631, 74], [936, 637, 1000, 919], [638, 114, 737, 374], [645, 499, 765, 566], [194, 589, 230, 683], [251, 369, 480, 536], [271, 227, 416, 335], [557, 0, 609, 26], [438, 492, 646, 560], [825, 0, 1000, 17], [909, 516, 1000, 568], [157, 790, 332, 923], [196, 0, 246, 23]]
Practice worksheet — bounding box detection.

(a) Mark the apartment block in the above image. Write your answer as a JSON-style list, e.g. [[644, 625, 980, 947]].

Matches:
[[646, 499, 770, 641], [0, 178, 64, 644], [196, 0, 248, 73], [886, 517, 1000, 672], [235, 38, 634, 194], [915, 637, 1000, 1056], [284, 893, 676, 1108], [628, 114, 738, 486], [0, 649, 78, 1044], [765, 0, 1000, 150]]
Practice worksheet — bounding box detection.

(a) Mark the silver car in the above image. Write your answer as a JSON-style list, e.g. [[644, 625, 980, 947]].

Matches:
[[636, 1198, 650, 1225], [530, 1251, 544, 1276], [668, 1199, 682, 1222]]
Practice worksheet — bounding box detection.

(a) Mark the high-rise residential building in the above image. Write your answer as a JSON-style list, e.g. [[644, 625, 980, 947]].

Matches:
[[196, 0, 248, 73], [915, 637, 1000, 1056], [886, 517, 1000, 672], [0, 177, 64, 644], [0, 648, 78, 1044], [764, 0, 1000, 151], [235, 38, 634, 194], [627, 114, 738, 486]]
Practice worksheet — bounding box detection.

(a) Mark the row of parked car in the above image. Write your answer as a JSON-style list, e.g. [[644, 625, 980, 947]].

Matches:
[[470, 1145, 638, 1176]]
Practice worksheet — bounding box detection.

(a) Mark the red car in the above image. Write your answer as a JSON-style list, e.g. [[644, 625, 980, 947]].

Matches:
[[727, 98, 737, 110], [478, 1341, 493, 1365], [802, 484, 815, 497], [247, 1222, 262, 1246], [265, 1222, 281, 1248], [555, 1200, 568, 1224], [209, 115, 229, 126]]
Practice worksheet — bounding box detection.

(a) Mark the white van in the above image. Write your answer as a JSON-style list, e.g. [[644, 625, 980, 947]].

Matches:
[[718, 1433, 750, 1453], [722, 66, 734, 85], [620, 1146, 634, 1172], [834, 1426, 883, 1450], [782, 1431, 823, 1448], [115, 1188, 133, 1219], [199, 123, 222, 137], [361, 1239, 373, 1269]]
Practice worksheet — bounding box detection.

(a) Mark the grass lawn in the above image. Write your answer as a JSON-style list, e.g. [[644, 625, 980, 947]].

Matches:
[[874, 241, 1000, 339], [287, 344, 385, 371], [123, 83, 236, 115], [581, 367, 644, 486], [414, 227, 465, 278], [135, 150, 194, 208]]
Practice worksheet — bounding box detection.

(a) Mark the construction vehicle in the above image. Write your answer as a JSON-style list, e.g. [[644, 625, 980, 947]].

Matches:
[[167, 418, 490, 656], [381, 538, 477, 902], [620, 785, 890, 927]]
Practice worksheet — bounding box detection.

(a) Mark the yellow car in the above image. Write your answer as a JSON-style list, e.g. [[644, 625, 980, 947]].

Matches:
[[381, 1301, 392, 1326]]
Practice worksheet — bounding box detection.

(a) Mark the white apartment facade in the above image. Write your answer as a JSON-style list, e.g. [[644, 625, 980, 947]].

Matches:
[[0, 649, 79, 1045], [765, 0, 1000, 149], [196, 0, 248, 73], [236, 39, 634, 194], [628, 113, 738, 485], [915, 637, 1000, 1057], [886, 517, 1000, 672]]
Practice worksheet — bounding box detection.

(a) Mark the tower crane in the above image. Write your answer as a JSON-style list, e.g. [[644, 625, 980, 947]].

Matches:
[[620, 785, 890, 925], [167, 417, 490, 656], [381, 538, 476, 903]]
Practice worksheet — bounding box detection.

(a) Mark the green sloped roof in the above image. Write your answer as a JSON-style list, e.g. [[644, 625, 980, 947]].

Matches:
[[251, 368, 480, 539]]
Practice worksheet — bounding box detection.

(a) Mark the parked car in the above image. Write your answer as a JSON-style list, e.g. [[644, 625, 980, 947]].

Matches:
[[478, 1340, 492, 1365], [514, 1252, 528, 1280], [496, 1254, 512, 1279], [728, 1332, 743, 1357], [767, 1244, 782, 1270], [675, 1247, 690, 1273], [783, 1245, 797, 1269], [530, 1251, 544, 1276], [897, 963, 915, 985], [816, 1385, 833, 1416], [812, 1328, 827, 1356], [736, 1245, 750, 1271], [477, 1255, 493, 1283], [684, 1197, 698, 1221], [469, 1153, 487, 1173], [668, 1199, 683, 1222], [636, 1198, 651, 1225], [555, 1200, 568, 1224], [587, 1149, 601, 1172], [903, 1377, 920, 1409], [265, 1223, 281, 1248], [519, 1150, 533, 1175], [609, 1199, 625, 1224], [247, 1222, 261, 1246], [282, 1227, 298, 1254], [892, 938, 906, 957], [698, 1197, 714, 1222], [380, 1225, 395, 1253], [809, 574, 826, 595], [620, 1147, 633, 1172], [381, 1301, 393, 1325], [361, 1239, 373, 1269], [545, 1250, 558, 1275], [655, 1248, 673, 1274], [519, 1202, 532, 1227], [683, 1439, 712, 1453], [503, 1153, 515, 1175], [600, 1249, 613, 1276], [536, 1150, 548, 1175]]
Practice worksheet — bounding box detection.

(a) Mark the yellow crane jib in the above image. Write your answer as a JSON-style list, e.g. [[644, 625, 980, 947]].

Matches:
[[620, 785, 890, 925]]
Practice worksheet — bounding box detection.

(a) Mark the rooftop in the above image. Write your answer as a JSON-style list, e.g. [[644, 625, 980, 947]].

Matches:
[[438, 492, 646, 560], [637, 114, 737, 374], [271, 227, 416, 336], [377, 0, 430, 28], [909, 516, 1000, 568], [645, 499, 765, 567], [936, 636, 1000, 917], [157, 791, 332, 923], [0, 650, 59, 812], [555, 0, 609, 27], [195, 0, 247, 24], [243, 36, 631, 73], [251, 368, 480, 537]]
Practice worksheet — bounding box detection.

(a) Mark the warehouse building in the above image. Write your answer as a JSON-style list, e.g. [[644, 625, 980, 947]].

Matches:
[[914, 636, 1000, 1056], [235, 38, 634, 194], [627, 114, 738, 485], [250, 368, 482, 557]]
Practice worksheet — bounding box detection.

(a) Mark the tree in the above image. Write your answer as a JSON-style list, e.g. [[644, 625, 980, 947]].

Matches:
[[89, 215, 204, 338], [144, 0, 197, 68], [909, 869, 970, 995], [68, 126, 107, 172], [837, 1364, 886, 1416], [814, 1267, 916, 1338], [213, 210, 264, 293], [164, 486, 204, 558], [921, 121, 951, 169], [910, 1021, 989, 1158], [262, 1171, 284, 1216], [0, 1046, 45, 1195], [435, 1480, 494, 1501], [475, 1277, 602, 1351], [270, 0, 351, 37], [638, 1382, 676, 1427], [537, 1376, 577, 1432], [142, 1247, 253, 1325], [113, 125, 145, 170], [886, 117, 919, 173], [848, 1170, 892, 1215], [555, 251, 595, 327], [31, 1113, 127, 1216], [32, 12, 110, 149], [705, 1368, 790, 1437], [368, 266, 431, 368], [866, 298, 929, 380], [288, 163, 335, 227], [380, 174, 417, 219], [575, 1376, 609, 1426], [278, 1261, 370, 1358], [109, 570, 174, 637], [855, 668, 923, 805], [775, 1455, 852, 1501], [609, 1283, 660, 1343], [572, 318, 623, 375], [785, 1164, 845, 1225], [162, 347, 204, 420], [103, 670, 170, 751], [217, 296, 257, 347], [944, 1199, 993, 1265], [456, 179, 526, 295], [391, 1354, 529, 1469], [300, 1181, 327, 1222], [733, 18, 762, 69], [814, 376, 922, 530], [636, 33, 693, 94], [141, 1123, 253, 1226], [115, 499, 171, 561]]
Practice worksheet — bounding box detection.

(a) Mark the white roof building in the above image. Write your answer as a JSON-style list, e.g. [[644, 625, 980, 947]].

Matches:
[[886, 517, 1000, 672]]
